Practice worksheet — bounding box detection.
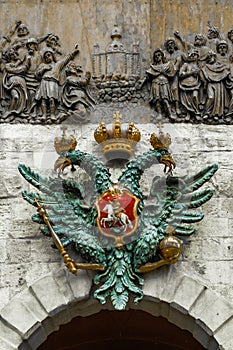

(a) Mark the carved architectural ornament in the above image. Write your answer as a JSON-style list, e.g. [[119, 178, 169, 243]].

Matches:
[[18, 128, 218, 310], [1, 21, 233, 124]]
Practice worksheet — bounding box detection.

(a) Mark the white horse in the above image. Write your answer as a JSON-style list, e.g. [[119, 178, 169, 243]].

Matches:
[[100, 203, 133, 232]]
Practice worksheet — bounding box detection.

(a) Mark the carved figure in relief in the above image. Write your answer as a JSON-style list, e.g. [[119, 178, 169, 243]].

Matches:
[[216, 40, 230, 64], [10, 23, 50, 62], [179, 49, 201, 117], [163, 37, 184, 115], [10, 23, 30, 60], [1, 46, 28, 119], [61, 62, 95, 121], [200, 50, 230, 119], [24, 38, 43, 113], [0, 20, 22, 51], [2, 19, 233, 125], [0, 21, 23, 104], [45, 34, 65, 57], [206, 24, 221, 52], [227, 29, 233, 54], [146, 48, 175, 116], [225, 54, 233, 118], [35, 45, 79, 121], [174, 31, 209, 66]]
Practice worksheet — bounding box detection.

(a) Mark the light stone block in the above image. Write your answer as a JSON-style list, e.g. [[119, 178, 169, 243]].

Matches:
[[30, 274, 70, 317], [1, 298, 43, 338], [0, 319, 22, 348], [66, 268, 92, 302], [189, 289, 233, 334], [214, 317, 233, 350], [0, 341, 18, 350], [170, 276, 205, 314], [142, 265, 183, 303], [184, 237, 233, 261], [196, 218, 228, 237]]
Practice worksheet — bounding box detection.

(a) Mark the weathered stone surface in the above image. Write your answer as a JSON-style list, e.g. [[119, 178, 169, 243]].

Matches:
[[189, 289, 233, 335], [30, 274, 71, 316], [0, 119, 232, 349], [0, 0, 231, 348], [170, 276, 205, 314], [0, 317, 22, 348], [214, 317, 233, 350]]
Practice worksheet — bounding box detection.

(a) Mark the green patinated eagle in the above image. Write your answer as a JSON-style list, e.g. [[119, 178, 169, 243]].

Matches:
[[18, 136, 218, 310]]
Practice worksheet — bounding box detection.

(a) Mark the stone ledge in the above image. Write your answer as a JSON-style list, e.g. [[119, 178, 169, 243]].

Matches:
[[213, 317, 233, 350], [30, 273, 72, 317], [189, 289, 233, 336], [0, 340, 19, 350], [170, 275, 205, 315], [192, 321, 214, 349], [142, 265, 184, 304], [0, 318, 23, 348], [0, 296, 44, 339], [63, 268, 92, 302]]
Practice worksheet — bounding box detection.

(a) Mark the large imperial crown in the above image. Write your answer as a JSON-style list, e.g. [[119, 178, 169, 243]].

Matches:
[[94, 111, 141, 160], [54, 126, 77, 155]]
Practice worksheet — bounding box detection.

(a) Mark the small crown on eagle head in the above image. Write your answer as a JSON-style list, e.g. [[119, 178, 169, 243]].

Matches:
[[150, 130, 171, 150], [54, 126, 77, 155], [94, 111, 141, 159]]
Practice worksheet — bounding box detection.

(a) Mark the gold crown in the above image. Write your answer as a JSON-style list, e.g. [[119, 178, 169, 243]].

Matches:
[[94, 111, 141, 159], [150, 130, 171, 149], [54, 126, 77, 155]]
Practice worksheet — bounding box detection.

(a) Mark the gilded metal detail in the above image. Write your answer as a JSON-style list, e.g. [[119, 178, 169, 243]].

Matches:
[[54, 126, 77, 155], [94, 111, 141, 159], [19, 129, 218, 310]]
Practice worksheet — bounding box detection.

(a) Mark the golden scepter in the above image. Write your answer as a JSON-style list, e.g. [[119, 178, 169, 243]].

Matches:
[[34, 198, 105, 274]]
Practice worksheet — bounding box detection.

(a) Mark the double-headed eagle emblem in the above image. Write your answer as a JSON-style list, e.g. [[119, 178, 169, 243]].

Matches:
[[18, 128, 218, 310]]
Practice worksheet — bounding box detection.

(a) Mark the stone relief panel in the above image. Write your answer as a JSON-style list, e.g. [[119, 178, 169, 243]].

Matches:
[[92, 25, 146, 105], [1, 21, 233, 125], [0, 21, 96, 125]]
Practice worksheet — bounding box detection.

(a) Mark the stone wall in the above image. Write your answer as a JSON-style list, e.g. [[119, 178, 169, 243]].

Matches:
[[0, 1, 233, 349], [0, 119, 233, 350], [0, 122, 232, 311]]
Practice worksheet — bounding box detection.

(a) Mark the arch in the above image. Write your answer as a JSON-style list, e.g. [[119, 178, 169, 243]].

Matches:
[[37, 309, 207, 350], [0, 267, 232, 350]]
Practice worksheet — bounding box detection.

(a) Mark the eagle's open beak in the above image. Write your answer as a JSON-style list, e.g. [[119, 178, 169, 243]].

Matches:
[[54, 157, 72, 173], [160, 155, 176, 173]]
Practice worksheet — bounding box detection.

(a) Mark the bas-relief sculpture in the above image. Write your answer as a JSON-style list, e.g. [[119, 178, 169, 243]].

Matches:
[[0, 21, 96, 124], [1, 21, 233, 124]]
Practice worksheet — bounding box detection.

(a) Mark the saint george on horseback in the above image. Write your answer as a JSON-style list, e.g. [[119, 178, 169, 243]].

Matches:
[[101, 197, 133, 232]]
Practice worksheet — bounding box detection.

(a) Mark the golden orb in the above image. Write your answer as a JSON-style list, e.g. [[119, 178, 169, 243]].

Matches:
[[159, 233, 182, 262]]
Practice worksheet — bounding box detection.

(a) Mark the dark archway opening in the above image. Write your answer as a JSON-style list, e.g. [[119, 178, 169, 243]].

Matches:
[[38, 309, 205, 350]]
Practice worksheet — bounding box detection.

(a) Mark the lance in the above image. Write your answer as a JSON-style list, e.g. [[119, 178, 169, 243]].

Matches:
[[34, 198, 105, 274]]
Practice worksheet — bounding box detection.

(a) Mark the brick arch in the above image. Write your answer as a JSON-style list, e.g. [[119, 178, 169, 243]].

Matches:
[[0, 268, 232, 350]]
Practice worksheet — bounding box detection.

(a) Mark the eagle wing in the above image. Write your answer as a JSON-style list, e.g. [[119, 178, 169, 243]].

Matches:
[[18, 164, 107, 265], [133, 163, 218, 269]]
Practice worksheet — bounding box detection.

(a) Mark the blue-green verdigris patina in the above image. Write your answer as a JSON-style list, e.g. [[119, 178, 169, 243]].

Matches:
[[18, 143, 218, 310]]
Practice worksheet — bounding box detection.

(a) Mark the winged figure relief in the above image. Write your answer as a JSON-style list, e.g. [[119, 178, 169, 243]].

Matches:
[[18, 131, 218, 310]]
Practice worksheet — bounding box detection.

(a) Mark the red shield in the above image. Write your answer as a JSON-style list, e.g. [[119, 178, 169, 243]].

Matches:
[[95, 185, 140, 245]]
